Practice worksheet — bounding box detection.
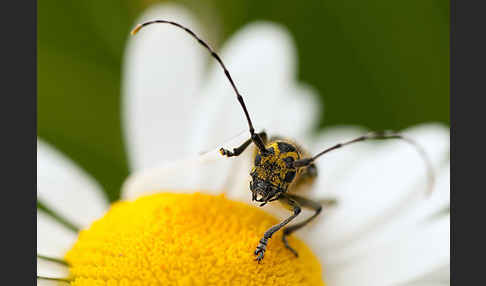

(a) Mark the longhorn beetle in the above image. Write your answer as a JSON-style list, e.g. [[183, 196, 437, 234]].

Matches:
[[131, 21, 435, 263]]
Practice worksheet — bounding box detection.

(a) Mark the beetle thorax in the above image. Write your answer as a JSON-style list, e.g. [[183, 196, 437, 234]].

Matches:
[[249, 141, 301, 202]]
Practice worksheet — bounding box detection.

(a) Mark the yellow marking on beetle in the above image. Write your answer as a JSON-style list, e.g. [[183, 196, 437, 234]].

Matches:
[[252, 141, 302, 189]]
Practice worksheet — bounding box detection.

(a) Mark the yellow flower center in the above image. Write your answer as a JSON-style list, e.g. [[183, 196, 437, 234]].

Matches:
[[65, 193, 324, 285]]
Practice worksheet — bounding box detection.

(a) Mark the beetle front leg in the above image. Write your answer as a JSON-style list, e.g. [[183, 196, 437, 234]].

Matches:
[[220, 131, 267, 157], [254, 194, 301, 262], [281, 194, 334, 257]]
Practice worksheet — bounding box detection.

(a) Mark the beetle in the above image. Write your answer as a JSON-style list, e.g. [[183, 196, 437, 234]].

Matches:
[[131, 20, 435, 262]]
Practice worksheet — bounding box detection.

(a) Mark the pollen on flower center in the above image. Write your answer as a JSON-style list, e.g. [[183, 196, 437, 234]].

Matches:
[[65, 193, 324, 285]]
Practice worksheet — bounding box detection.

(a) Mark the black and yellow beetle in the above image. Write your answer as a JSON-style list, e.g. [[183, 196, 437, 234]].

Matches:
[[131, 20, 435, 262]]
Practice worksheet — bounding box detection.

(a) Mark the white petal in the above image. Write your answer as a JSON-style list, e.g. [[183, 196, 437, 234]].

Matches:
[[221, 145, 254, 203], [306, 124, 449, 250], [37, 279, 70, 286], [37, 140, 108, 229], [191, 22, 317, 153], [37, 210, 77, 259], [321, 163, 450, 265], [323, 214, 449, 286], [37, 257, 69, 281], [406, 265, 451, 286], [400, 283, 448, 286], [269, 83, 321, 139], [121, 132, 250, 200], [122, 3, 206, 170], [307, 126, 371, 198], [400, 265, 450, 285]]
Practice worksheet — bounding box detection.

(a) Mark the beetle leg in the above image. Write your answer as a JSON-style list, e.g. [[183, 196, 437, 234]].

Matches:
[[220, 131, 267, 157], [254, 194, 301, 262], [281, 194, 329, 257]]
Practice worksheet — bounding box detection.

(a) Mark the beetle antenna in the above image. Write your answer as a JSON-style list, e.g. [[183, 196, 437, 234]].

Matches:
[[131, 20, 266, 152], [293, 131, 435, 195]]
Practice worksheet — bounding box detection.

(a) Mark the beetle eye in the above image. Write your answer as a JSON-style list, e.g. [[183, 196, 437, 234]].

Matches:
[[254, 154, 261, 166], [284, 171, 296, 183]]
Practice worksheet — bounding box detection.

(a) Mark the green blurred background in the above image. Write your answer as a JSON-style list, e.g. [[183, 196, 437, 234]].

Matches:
[[38, 0, 449, 202]]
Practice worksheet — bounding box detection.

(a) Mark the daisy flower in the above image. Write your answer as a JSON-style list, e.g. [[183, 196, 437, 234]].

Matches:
[[37, 3, 450, 285]]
